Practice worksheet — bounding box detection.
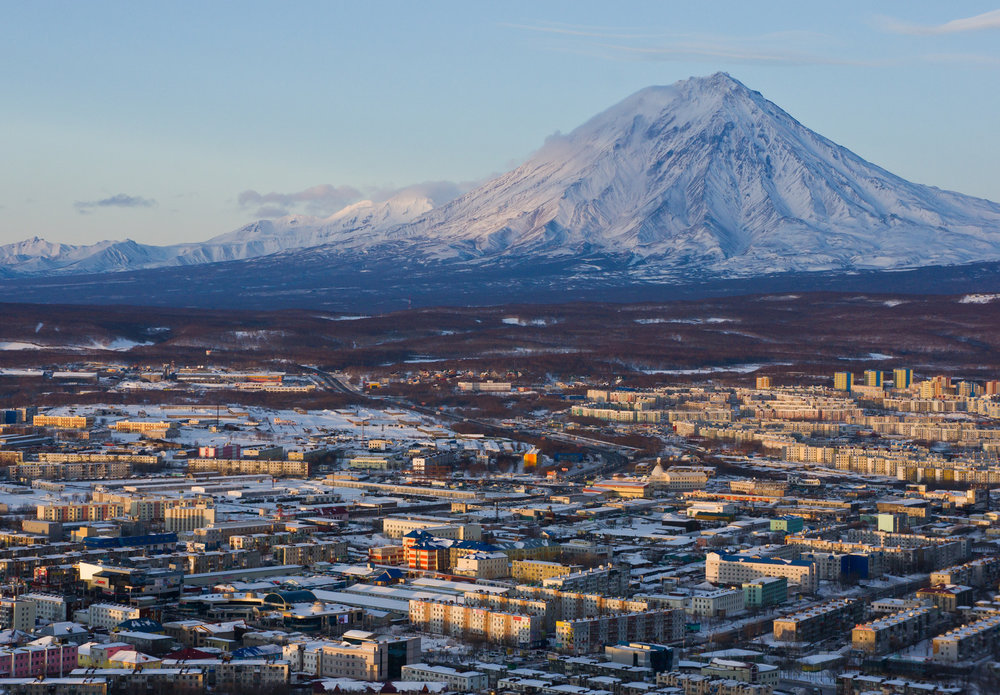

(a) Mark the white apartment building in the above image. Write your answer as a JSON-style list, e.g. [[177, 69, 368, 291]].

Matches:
[[706, 552, 817, 592], [689, 589, 745, 617], [382, 516, 482, 541], [658, 466, 711, 491], [454, 551, 509, 579], [0, 599, 35, 632], [85, 603, 141, 630], [164, 502, 216, 533], [19, 593, 68, 623], [283, 639, 406, 680], [401, 664, 488, 691]]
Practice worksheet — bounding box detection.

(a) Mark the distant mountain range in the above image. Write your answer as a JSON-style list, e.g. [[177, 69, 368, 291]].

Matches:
[[3, 72, 1000, 308]]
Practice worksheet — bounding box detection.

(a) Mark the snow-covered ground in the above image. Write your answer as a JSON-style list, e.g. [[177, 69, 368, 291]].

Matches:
[[0, 338, 151, 351], [36, 403, 527, 468], [960, 293, 1000, 304], [641, 362, 790, 375]]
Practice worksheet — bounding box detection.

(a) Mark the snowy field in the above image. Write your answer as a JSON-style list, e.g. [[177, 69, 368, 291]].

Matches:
[[40, 403, 455, 451]]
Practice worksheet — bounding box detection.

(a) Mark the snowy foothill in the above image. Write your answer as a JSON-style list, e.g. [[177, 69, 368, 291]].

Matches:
[[0, 338, 152, 351], [959, 293, 1000, 304]]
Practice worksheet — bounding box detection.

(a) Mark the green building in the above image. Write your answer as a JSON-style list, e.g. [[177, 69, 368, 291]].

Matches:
[[743, 576, 787, 608], [770, 515, 804, 534]]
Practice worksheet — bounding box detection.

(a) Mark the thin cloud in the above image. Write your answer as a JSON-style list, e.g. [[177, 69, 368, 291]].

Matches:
[[505, 22, 866, 67], [253, 205, 291, 219], [919, 52, 1000, 66], [238, 180, 479, 220], [881, 9, 1000, 35], [597, 41, 873, 67], [237, 184, 364, 217], [368, 180, 478, 207], [74, 194, 156, 214]]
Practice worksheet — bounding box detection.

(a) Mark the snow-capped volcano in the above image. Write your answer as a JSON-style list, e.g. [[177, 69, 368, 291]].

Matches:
[[380, 72, 1000, 275], [4, 73, 1000, 284]]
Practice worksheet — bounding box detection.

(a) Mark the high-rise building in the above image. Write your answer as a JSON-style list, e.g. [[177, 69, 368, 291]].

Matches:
[[864, 370, 883, 387], [755, 376, 772, 390], [956, 381, 980, 398], [164, 501, 216, 533], [834, 372, 853, 392], [893, 368, 913, 389]]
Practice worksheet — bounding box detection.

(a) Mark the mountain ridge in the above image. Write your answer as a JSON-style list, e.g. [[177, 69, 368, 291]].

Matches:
[[3, 72, 1000, 293]]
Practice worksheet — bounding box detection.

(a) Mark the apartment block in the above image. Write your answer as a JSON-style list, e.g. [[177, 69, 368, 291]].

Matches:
[[657, 671, 772, 695], [555, 610, 681, 655], [11, 461, 132, 481], [383, 516, 482, 541], [110, 420, 175, 434], [0, 643, 78, 678], [453, 551, 509, 579], [37, 503, 124, 523], [273, 540, 347, 566], [541, 564, 630, 595], [85, 603, 141, 630], [689, 589, 745, 617], [466, 588, 651, 634], [401, 664, 488, 691], [187, 458, 311, 477], [0, 600, 35, 632], [833, 372, 853, 392], [512, 560, 578, 583], [408, 599, 542, 647], [33, 415, 94, 429], [772, 598, 862, 643], [743, 577, 787, 608], [851, 605, 938, 654], [164, 501, 216, 533], [283, 635, 419, 680], [368, 546, 405, 565], [837, 673, 960, 695], [706, 553, 817, 592], [932, 614, 1000, 663], [18, 593, 67, 623], [930, 556, 1000, 589]]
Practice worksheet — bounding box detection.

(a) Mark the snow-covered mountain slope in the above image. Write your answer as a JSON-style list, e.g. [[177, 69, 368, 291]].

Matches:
[[0, 190, 439, 276], [4, 72, 1000, 281], [378, 72, 1000, 276], [0, 237, 178, 276]]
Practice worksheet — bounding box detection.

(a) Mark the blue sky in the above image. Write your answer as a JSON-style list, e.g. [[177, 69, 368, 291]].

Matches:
[[2, 1, 1000, 246]]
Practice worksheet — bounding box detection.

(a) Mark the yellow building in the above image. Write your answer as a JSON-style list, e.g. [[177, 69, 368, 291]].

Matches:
[[187, 458, 310, 477], [111, 420, 174, 433], [408, 598, 542, 647], [512, 559, 577, 583], [33, 414, 94, 429], [833, 372, 853, 392], [37, 503, 125, 522], [585, 480, 651, 499]]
